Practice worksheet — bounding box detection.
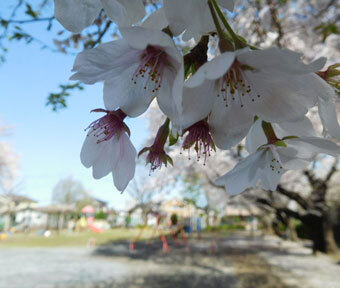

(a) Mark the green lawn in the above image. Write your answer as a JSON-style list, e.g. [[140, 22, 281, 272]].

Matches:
[[0, 228, 156, 248]]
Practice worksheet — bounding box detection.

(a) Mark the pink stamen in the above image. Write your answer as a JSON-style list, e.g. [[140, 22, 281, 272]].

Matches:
[[146, 149, 166, 174], [218, 60, 260, 108], [131, 45, 168, 95], [182, 121, 215, 165], [86, 109, 127, 144]]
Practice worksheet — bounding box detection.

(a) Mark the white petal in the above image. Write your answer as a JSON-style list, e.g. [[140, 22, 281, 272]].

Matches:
[[142, 7, 168, 30], [186, 52, 235, 88], [172, 82, 215, 131], [92, 137, 119, 179], [120, 27, 175, 52], [217, 0, 235, 11], [112, 133, 137, 192], [277, 147, 311, 170], [70, 40, 137, 84], [103, 63, 155, 117], [54, 0, 101, 33], [245, 72, 318, 122], [285, 137, 340, 161], [156, 61, 184, 120], [163, 0, 189, 36], [80, 131, 103, 168], [314, 76, 340, 140], [238, 47, 326, 74], [273, 116, 317, 138], [260, 149, 283, 191], [101, 0, 145, 27], [216, 150, 266, 195], [163, 0, 214, 37], [210, 92, 254, 149], [319, 97, 340, 140], [245, 119, 266, 154]]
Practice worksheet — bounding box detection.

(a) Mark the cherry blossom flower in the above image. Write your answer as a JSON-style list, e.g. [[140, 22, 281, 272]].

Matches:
[[184, 47, 327, 149], [163, 0, 235, 40], [71, 27, 184, 120], [182, 120, 216, 164], [54, 0, 145, 33], [314, 69, 340, 140], [138, 119, 173, 173], [216, 118, 340, 195], [80, 109, 136, 192]]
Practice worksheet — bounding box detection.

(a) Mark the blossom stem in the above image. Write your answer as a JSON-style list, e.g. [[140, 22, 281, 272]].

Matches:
[[208, 0, 234, 52], [162, 26, 173, 38], [154, 118, 170, 150], [262, 121, 279, 144], [210, 0, 246, 49]]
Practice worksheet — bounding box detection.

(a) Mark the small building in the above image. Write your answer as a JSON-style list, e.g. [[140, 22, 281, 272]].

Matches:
[[90, 197, 109, 213], [161, 199, 204, 230], [161, 199, 199, 219], [34, 204, 76, 231], [0, 194, 39, 231], [223, 203, 261, 231]]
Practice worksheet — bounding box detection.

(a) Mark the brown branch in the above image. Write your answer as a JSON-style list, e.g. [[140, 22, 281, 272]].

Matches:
[[276, 185, 310, 210], [304, 170, 318, 187], [184, 35, 209, 69], [315, 0, 337, 18], [3, 16, 55, 24], [256, 198, 302, 220], [267, 0, 284, 47], [324, 160, 338, 182], [86, 20, 112, 49]]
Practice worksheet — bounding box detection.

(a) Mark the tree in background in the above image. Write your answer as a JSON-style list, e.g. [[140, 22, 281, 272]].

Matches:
[[51, 176, 90, 210], [0, 121, 19, 194]]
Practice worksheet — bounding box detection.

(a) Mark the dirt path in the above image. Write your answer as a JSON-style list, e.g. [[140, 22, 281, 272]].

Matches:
[[0, 233, 339, 288]]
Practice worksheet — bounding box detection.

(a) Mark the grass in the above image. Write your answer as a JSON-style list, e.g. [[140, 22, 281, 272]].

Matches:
[[0, 227, 156, 248]]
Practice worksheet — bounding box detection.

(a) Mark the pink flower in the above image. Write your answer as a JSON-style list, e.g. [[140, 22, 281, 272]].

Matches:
[[138, 118, 173, 173], [182, 120, 216, 164], [80, 109, 136, 192]]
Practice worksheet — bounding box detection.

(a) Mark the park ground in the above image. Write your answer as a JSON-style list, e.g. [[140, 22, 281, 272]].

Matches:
[[0, 229, 340, 288]]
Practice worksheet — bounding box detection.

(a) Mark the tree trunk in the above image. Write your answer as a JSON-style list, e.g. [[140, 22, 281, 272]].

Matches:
[[142, 212, 148, 226], [287, 218, 298, 241], [58, 213, 65, 232], [323, 211, 339, 254], [303, 212, 338, 254]]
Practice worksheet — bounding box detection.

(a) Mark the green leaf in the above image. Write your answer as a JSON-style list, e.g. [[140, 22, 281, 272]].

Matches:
[[282, 136, 298, 140], [25, 4, 39, 19], [169, 131, 179, 146], [274, 141, 287, 148], [315, 23, 339, 42], [0, 20, 9, 28]]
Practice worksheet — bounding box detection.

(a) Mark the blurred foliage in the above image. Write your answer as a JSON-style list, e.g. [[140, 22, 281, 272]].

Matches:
[[295, 221, 312, 240], [315, 22, 339, 42], [1, 0, 339, 111], [46, 82, 84, 111], [95, 211, 108, 220], [170, 213, 178, 225], [205, 223, 246, 232]]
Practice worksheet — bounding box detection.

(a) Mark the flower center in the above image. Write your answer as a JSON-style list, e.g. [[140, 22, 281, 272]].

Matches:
[[132, 45, 168, 94], [269, 157, 283, 174], [217, 60, 261, 108], [86, 110, 127, 144], [182, 120, 216, 165], [147, 148, 166, 173]]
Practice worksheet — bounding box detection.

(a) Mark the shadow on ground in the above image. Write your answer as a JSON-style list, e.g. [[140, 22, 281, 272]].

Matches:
[[92, 234, 298, 288]]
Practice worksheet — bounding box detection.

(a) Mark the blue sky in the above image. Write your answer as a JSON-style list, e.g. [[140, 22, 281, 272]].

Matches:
[[0, 2, 149, 209]]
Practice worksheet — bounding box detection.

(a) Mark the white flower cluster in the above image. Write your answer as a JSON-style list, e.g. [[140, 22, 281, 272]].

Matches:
[[55, 0, 340, 194]]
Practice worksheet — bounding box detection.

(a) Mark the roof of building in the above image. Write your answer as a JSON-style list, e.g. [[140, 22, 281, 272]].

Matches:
[[225, 204, 261, 217], [7, 194, 37, 203], [34, 204, 76, 214]]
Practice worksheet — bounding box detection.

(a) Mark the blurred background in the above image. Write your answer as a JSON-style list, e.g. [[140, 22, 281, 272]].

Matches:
[[0, 1, 340, 287]]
